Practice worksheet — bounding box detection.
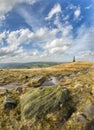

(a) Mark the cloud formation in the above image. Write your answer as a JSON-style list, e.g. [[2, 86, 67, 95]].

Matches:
[[0, 0, 38, 20], [45, 3, 62, 20], [0, 0, 93, 62], [74, 7, 81, 19]]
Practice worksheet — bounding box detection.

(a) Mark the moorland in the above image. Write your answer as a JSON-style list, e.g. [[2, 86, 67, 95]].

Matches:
[[0, 62, 94, 130]]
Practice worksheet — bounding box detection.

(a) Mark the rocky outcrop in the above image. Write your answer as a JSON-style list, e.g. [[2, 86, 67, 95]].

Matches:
[[27, 76, 46, 87], [21, 85, 75, 130]]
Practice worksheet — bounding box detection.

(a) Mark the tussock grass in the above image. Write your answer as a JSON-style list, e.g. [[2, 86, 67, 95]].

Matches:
[[0, 62, 94, 130]]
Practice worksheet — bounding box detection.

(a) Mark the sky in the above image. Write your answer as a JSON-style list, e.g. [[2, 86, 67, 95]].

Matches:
[[0, 0, 94, 63]]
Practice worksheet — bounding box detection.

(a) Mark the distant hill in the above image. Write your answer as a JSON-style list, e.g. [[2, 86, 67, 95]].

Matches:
[[0, 62, 64, 69]]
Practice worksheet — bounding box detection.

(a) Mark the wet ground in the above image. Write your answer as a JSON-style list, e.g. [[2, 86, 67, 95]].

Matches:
[[0, 76, 60, 90], [41, 76, 59, 86], [0, 83, 22, 90]]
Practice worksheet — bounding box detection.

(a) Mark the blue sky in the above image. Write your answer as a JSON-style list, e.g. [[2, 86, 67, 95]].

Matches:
[[0, 0, 94, 62]]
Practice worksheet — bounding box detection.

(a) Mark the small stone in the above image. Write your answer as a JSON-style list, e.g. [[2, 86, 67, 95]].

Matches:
[[60, 103, 63, 108], [16, 87, 23, 93], [3, 96, 17, 109], [25, 76, 29, 79], [76, 72, 81, 75], [84, 103, 94, 118], [75, 114, 87, 123]]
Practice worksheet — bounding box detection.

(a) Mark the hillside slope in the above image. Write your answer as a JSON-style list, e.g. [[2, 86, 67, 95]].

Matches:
[[0, 62, 94, 130]]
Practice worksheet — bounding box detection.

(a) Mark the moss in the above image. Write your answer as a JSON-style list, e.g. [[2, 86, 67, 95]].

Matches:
[[21, 85, 75, 129]]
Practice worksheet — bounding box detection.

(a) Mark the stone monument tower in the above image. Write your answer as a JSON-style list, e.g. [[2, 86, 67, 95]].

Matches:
[[73, 56, 76, 62]]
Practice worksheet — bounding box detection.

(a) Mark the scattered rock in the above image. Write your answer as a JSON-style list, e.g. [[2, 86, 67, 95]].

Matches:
[[27, 76, 46, 88], [76, 72, 81, 75], [25, 76, 29, 79], [84, 103, 94, 118], [27, 76, 46, 87], [68, 74, 73, 79], [75, 114, 87, 123], [16, 87, 23, 93], [3, 96, 17, 109], [33, 76, 45, 83]]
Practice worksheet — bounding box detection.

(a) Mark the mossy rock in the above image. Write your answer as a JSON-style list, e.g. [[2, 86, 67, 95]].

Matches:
[[21, 85, 75, 129], [27, 76, 46, 87]]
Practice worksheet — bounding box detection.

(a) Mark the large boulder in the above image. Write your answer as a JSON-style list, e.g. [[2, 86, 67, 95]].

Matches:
[[21, 85, 75, 130], [27, 76, 46, 87]]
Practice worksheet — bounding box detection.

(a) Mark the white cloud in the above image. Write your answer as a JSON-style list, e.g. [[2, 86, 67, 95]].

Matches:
[[69, 4, 77, 10], [17, 7, 38, 30], [0, 0, 38, 20], [63, 15, 69, 21], [62, 25, 73, 36], [74, 7, 81, 19], [54, 15, 73, 36], [44, 38, 72, 55], [50, 46, 68, 54], [0, 27, 58, 62], [76, 50, 94, 61], [0, 15, 5, 20], [67, 26, 94, 62], [45, 3, 62, 20], [0, 24, 94, 62], [72, 26, 94, 52], [0, 28, 34, 60], [31, 28, 58, 42], [42, 25, 94, 61], [0, 31, 6, 44], [85, 5, 92, 10], [6, 28, 33, 45]]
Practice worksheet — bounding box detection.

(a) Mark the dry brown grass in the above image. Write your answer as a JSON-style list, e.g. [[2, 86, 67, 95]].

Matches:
[[0, 62, 94, 130]]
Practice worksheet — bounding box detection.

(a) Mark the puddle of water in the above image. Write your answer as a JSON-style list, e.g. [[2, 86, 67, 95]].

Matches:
[[0, 76, 60, 89], [0, 83, 22, 90], [41, 76, 59, 86]]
